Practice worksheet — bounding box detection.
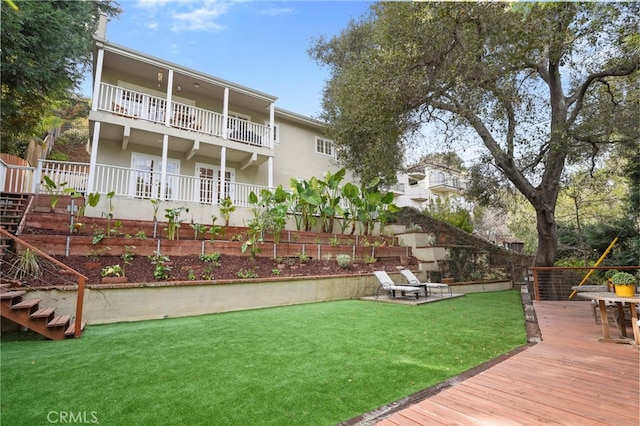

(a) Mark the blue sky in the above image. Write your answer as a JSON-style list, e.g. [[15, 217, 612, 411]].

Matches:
[[85, 0, 374, 118]]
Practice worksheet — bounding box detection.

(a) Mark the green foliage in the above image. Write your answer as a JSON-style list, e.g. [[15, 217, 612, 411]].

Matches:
[[101, 264, 123, 278], [424, 197, 474, 233], [336, 254, 351, 269], [121, 245, 136, 275], [47, 150, 70, 161], [148, 251, 171, 281], [237, 268, 258, 279], [164, 207, 189, 240], [187, 270, 197, 281], [42, 175, 73, 210], [611, 272, 636, 286], [271, 268, 281, 276], [364, 255, 377, 265], [219, 196, 235, 226], [1, 0, 120, 155], [310, 2, 639, 267], [190, 223, 207, 240], [134, 230, 147, 240], [200, 252, 221, 266], [11, 249, 43, 280]]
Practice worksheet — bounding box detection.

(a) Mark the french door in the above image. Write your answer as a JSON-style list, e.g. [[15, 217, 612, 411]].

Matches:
[[195, 163, 234, 204], [131, 153, 180, 200]]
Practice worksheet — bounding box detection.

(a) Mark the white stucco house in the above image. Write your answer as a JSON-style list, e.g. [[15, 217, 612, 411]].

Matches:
[[389, 161, 468, 211], [8, 15, 352, 225]]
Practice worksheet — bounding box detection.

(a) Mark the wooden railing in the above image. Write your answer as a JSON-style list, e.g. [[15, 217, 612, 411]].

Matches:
[[0, 227, 87, 338]]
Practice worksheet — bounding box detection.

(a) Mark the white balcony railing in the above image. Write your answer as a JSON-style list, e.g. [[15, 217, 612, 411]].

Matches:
[[97, 83, 272, 149], [428, 177, 467, 191], [1, 159, 36, 193], [31, 160, 267, 208]]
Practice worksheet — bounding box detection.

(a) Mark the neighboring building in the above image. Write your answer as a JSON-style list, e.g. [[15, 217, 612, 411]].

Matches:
[[22, 16, 349, 224], [389, 161, 468, 211]]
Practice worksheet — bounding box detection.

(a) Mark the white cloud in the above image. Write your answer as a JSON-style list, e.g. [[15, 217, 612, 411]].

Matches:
[[171, 4, 229, 32], [260, 7, 294, 17]]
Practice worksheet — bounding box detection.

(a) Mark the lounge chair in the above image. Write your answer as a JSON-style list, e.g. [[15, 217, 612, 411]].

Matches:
[[400, 269, 452, 298], [373, 270, 422, 300]]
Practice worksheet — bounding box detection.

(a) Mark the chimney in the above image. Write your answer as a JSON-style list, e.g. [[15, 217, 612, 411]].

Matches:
[[95, 13, 108, 39]]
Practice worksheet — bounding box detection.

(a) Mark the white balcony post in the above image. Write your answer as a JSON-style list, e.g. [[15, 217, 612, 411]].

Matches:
[[268, 157, 273, 190], [269, 102, 275, 149], [165, 70, 174, 127], [91, 48, 104, 112], [160, 135, 169, 200], [33, 159, 44, 193], [220, 147, 226, 200], [222, 87, 229, 139], [86, 122, 101, 193]]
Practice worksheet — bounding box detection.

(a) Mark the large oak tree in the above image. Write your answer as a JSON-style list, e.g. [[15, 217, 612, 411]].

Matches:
[[310, 2, 639, 267]]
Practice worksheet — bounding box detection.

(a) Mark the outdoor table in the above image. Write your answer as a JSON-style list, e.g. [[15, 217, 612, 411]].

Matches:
[[576, 292, 640, 345]]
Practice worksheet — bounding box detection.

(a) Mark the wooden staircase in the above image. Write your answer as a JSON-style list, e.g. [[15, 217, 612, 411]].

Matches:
[[0, 192, 31, 251], [0, 284, 85, 340]]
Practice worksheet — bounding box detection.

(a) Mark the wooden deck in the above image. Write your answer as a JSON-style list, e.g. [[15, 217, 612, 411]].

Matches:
[[376, 301, 639, 426]]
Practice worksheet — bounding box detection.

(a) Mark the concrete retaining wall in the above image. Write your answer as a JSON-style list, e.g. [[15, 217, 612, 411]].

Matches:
[[18, 276, 513, 325]]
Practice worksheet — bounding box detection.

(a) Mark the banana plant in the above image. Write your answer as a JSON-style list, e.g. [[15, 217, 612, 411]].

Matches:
[[339, 182, 361, 234], [318, 168, 345, 233], [289, 177, 322, 232]]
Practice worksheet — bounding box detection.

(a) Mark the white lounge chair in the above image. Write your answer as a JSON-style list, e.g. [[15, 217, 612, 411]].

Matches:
[[373, 270, 422, 300], [400, 269, 452, 298]]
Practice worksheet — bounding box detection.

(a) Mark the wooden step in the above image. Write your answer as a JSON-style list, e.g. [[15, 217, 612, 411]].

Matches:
[[31, 306, 56, 319], [48, 314, 71, 328], [65, 321, 86, 336], [11, 298, 41, 310], [0, 290, 26, 300]]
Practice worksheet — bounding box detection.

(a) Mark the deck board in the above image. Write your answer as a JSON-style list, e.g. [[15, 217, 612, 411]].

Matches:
[[375, 300, 640, 425]]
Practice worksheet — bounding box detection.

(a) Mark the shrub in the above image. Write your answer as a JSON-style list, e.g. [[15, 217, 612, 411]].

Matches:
[[336, 254, 351, 269]]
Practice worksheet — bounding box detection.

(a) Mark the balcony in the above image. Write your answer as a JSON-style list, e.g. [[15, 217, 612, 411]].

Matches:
[[95, 83, 272, 149], [428, 177, 467, 193], [1, 160, 268, 208]]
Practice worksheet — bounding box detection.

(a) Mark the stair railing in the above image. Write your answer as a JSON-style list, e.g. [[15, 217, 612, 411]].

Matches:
[[0, 227, 87, 338]]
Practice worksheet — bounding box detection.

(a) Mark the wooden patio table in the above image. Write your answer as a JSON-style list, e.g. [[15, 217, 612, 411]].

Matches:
[[576, 292, 640, 345]]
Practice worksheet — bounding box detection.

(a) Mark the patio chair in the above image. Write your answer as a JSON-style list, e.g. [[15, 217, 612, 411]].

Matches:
[[400, 269, 452, 298], [373, 270, 422, 300]]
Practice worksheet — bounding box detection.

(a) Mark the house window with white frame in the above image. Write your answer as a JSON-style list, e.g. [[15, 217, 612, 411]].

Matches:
[[315, 136, 335, 158]]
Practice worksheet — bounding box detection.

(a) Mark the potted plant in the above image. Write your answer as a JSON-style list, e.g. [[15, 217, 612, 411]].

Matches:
[[610, 271, 637, 297]]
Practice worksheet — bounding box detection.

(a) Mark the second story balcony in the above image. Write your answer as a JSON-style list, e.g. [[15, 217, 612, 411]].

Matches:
[[94, 83, 272, 149], [428, 176, 467, 193]]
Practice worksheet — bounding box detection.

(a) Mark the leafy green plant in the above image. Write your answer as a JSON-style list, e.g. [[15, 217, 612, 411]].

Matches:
[[329, 235, 340, 247], [121, 245, 136, 274], [42, 175, 72, 211], [322, 254, 333, 261], [148, 251, 171, 280], [219, 196, 236, 227], [101, 264, 124, 278], [271, 268, 281, 276], [187, 270, 197, 281], [364, 255, 377, 265], [209, 216, 223, 240], [92, 227, 106, 244], [134, 230, 147, 239], [336, 254, 351, 269], [102, 191, 116, 237], [297, 250, 309, 264], [604, 269, 618, 280], [164, 207, 189, 240], [191, 223, 207, 240], [200, 252, 221, 266], [237, 268, 258, 279], [202, 265, 214, 280], [12, 249, 43, 280], [86, 246, 111, 262], [611, 271, 636, 286]]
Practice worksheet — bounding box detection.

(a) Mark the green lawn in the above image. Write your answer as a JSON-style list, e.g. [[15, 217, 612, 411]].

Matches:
[[1, 290, 526, 425]]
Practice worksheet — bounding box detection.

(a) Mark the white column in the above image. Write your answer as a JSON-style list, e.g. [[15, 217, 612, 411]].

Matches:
[[160, 135, 168, 200], [269, 102, 275, 149], [86, 122, 101, 193], [220, 147, 226, 201], [91, 48, 104, 112], [165, 70, 174, 127], [268, 157, 273, 189], [222, 87, 229, 139]]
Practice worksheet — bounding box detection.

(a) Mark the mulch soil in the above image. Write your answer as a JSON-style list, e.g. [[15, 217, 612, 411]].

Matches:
[[1, 252, 415, 288]]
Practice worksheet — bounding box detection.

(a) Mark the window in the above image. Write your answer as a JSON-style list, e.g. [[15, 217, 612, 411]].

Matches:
[[195, 164, 235, 204], [130, 153, 180, 200], [315, 136, 335, 157]]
